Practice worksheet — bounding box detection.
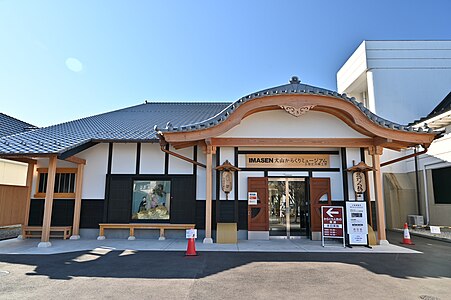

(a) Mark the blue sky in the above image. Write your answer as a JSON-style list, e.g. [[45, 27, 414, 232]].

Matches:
[[1, 0, 451, 127]]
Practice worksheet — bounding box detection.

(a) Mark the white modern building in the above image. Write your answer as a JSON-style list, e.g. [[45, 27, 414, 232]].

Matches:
[[337, 40, 451, 228]]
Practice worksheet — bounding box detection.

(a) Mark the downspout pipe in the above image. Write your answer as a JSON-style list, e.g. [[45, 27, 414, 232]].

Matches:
[[380, 149, 427, 167], [157, 133, 206, 168], [414, 147, 422, 216]]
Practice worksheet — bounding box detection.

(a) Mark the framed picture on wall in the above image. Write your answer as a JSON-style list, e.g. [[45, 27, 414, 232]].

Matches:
[[131, 180, 171, 220]]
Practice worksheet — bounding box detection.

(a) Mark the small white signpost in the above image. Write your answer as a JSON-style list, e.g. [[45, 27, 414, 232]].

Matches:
[[186, 229, 197, 239]]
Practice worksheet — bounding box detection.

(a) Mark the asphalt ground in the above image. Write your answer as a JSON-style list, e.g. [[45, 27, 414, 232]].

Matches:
[[0, 231, 450, 300]]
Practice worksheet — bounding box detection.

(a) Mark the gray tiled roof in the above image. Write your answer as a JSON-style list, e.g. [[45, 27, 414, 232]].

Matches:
[[0, 113, 35, 137], [0, 102, 229, 156], [0, 77, 439, 157], [156, 77, 436, 135]]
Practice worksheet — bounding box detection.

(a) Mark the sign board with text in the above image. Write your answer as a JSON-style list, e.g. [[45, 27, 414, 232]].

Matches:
[[321, 206, 345, 247], [248, 192, 258, 205], [246, 154, 330, 169], [346, 202, 368, 245]]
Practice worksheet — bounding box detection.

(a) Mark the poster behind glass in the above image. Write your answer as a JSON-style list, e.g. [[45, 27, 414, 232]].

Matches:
[[132, 180, 171, 220]]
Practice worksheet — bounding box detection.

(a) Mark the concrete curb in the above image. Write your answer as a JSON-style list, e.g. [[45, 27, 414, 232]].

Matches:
[[389, 229, 451, 244]]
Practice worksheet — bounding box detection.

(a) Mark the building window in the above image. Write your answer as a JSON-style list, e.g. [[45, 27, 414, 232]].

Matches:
[[35, 168, 77, 198], [132, 180, 171, 220], [432, 166, 451, 204]]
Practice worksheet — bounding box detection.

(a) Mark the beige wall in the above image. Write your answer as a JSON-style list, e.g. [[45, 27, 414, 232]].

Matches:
[[0, 158, 27, 186], [422, 169, 451, 226], [384, 170, 451, 228], [383, 173, 418, 229]]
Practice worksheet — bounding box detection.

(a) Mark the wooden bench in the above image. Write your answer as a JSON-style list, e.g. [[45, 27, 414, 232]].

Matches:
[[97, 223, 195, 240], [22, 226, 72, 240]]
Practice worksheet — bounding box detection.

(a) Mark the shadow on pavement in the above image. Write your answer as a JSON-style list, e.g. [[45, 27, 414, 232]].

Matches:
[[0, 231, 450, 281]]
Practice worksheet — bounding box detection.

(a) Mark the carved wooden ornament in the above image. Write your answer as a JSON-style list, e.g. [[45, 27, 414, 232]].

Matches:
[[279, 105, 316, 117]]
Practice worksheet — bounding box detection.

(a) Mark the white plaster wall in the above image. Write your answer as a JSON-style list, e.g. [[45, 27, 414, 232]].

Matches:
[[195, 149, 217, 200], [311, 171, 343, 201], [78, 143, 109, 199], [238, 171, 264, 200], [196, 148, 206, 200], [168, 146, 194, 174], [111, 143, 137, 174], [219, 147, 236, 200], [0, 159, 27, 186], [140, 143, 165, 174], [219, 110, 368, 139]]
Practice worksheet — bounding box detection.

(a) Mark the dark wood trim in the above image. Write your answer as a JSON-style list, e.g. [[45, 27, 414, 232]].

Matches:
[[341, 148, 349, 202], [103, 143, 113, 222], [215, 147, 221, 224], [135, 143, 141, 175], [193, 146, 198, 175], [308, 170, 313, 177], [164, 144, 169, 175], [59, 141, 99, 160], [107, 143, 113, 175], [238, 150, 339, 155], [234, 147, 239, 223]]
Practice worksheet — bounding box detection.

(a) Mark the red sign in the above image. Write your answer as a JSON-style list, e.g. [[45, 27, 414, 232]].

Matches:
[[321, 206, 344, 238]]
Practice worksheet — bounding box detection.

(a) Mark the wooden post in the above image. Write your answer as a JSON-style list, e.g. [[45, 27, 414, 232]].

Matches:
[[22, 162, 35, 226], [370, 146, 388, 244], [203, 145, 214, 243], [38, 155, 57, 247], [70, 163, 84, 239]]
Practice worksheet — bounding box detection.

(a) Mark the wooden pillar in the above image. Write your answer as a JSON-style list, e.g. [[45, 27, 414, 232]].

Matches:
[[370, 146, 388, 244], [23, 162, 35, 226], [70, 163, 84, 239], [38, 155, 57, 247], [203, 145, 214, 243]]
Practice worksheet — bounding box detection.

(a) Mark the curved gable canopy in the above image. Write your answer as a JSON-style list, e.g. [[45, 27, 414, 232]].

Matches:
[[157, 77, 438, 151]]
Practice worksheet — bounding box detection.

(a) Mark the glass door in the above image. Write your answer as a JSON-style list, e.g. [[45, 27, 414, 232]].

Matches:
[[268, 178, 307, 238]]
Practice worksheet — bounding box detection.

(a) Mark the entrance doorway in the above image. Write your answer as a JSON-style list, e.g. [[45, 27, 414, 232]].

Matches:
[[268, 178, 308, 238]]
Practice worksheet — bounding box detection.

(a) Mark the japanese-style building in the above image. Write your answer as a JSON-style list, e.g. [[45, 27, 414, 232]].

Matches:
[[0, 77, 438, 247]]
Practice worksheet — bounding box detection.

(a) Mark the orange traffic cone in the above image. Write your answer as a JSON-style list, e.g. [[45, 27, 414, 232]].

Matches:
[[401, 223, 414, 245], [185, 237, 197, 256]]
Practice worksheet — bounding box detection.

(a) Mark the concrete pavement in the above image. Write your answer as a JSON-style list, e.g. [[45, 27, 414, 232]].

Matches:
[[0, 231, 449, 299], [0, 235, 419, 255]]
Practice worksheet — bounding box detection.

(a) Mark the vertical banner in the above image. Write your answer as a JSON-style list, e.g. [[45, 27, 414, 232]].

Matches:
[[346, 202, 368, 245]]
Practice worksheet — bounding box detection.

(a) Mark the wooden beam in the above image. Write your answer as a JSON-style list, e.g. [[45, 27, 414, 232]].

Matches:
[[22, 162, 35, 228], [203, 146, 213, 244], [38, 155, 57, 247], [64, 156, 86, 165], [371, 152, 387, 244], [70, 163, 84, 239], [210, 137, 375, 148], [171, 141, 198, 150], [0, 157, 38, 165]]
